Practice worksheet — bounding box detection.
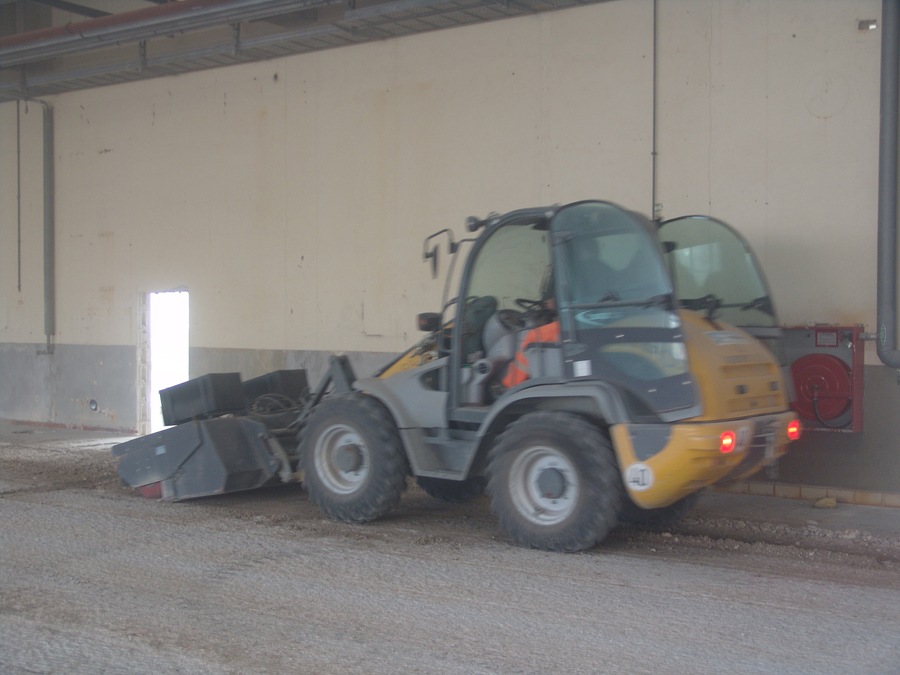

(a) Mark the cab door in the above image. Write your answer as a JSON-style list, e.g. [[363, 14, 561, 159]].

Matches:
[[448, 210, 553, 414], [551, 201, 700, 422]]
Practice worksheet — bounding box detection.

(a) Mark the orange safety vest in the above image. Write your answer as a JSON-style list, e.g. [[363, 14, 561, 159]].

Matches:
[[502, 321, 561, 388]]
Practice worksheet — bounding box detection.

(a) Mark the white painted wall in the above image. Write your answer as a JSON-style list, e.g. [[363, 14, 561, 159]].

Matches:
[[656, 0, 881, 334], [0, 0, 885, 362]]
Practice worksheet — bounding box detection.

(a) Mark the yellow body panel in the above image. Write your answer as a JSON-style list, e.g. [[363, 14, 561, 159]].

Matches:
[[612, 311, 796, 508], [679, 311, 787, 420], [378, 336, 438, 378]]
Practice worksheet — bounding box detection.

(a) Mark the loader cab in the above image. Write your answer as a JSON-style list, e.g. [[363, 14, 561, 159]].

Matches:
[[449, 200, 700, 424]]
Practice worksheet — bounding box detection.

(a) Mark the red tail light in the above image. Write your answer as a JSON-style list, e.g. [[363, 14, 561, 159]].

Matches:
[[787, 419, 802, 441], [719, 431, 736, 453]]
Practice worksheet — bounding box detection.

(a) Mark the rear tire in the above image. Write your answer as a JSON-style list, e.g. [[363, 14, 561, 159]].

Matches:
[[299, 392, 408, 523], [486, 412, 622, 552], [619, 491, 701, 528], [416, 475, 486, 503]]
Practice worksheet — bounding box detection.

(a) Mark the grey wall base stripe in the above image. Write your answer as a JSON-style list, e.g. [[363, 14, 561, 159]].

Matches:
[[0, 342, 398, 433], [0, 342, 139, 431], [717, 481, 900, 509], [776, 365, 900, 495], [188, 347, 399, 389]]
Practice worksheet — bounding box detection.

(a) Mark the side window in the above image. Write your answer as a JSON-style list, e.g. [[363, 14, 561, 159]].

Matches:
[[468, 224, 552, 310], [462, 223, 552, 358], [660, 216, 773, 328]]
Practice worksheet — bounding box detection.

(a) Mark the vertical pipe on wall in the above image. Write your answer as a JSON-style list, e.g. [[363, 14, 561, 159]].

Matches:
[[41, 101, 55, 352], [17, 99, 22, 292], [877, 0, 900, 367], [651, 0, 659, 220]]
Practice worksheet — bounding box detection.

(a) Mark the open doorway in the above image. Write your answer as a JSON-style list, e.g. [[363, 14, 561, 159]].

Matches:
[[149, 291, 190, 433]]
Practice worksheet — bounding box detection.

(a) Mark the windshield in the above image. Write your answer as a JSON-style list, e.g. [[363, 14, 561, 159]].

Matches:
[[552, 202, 698, 420], [555, 202, 672, 306], [658, 216, 777, 329]]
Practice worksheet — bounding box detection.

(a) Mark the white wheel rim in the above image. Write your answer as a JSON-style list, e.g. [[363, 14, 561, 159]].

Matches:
[[508, 445, 579, 526], [314, 423, 369, 495]]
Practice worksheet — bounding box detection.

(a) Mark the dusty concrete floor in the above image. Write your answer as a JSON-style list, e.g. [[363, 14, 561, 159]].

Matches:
[[1, 424, 899, 674]]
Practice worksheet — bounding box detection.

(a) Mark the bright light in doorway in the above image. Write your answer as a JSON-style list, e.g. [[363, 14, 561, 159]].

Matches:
[[150, 291, 189, 433]]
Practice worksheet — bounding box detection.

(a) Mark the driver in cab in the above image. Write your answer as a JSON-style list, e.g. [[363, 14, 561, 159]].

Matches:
[[502, 297, 560, 388], [502, 236, 616, 388]]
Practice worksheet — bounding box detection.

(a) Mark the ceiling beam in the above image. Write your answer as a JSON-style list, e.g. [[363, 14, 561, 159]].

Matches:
[[27, 0, 111, 18], [0, 0, 345, 67]]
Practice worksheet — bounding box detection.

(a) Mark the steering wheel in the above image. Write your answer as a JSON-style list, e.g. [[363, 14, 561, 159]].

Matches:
[[515, 297, 557, 328], [515, 298, 543, 311]]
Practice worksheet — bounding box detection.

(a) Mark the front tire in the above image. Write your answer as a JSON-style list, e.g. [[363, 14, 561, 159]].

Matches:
[[486, 412, 622, 552], [299, 392, 408, 523]]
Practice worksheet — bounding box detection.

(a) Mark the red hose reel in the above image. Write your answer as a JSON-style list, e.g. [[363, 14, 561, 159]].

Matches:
[[783, 325, 864, 433], [789, 353, 852, 423]]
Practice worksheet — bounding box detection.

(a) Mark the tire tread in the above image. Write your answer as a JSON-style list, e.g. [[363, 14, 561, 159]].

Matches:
[[299, 392, 408, 523], [486, 411, 622, 552]]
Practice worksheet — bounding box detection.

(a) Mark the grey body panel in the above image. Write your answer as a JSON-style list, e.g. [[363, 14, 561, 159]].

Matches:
[[399, 428, 474, 478], [353, 358, 449, 429], [356, 363, 638, 481], [626, 424, 673, 461], [353, 359, 455, 478], [657, 400, 703, 423], [481, 379, 633, 428]]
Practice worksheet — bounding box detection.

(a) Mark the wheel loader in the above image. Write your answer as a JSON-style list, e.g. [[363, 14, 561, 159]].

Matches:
[[113, 199, 800, 552]]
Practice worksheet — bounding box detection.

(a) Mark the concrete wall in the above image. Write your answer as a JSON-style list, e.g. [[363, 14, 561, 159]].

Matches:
[[1, 0, 654, 354], [0, 0, 896, 493], [656, 0, 880, 330]]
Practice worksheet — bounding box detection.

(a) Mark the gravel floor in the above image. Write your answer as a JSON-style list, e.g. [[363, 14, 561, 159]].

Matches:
[[1, 426, 899, 674]]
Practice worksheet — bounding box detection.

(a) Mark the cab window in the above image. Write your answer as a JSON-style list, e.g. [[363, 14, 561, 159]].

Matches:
[[467, 222, 552, 311]]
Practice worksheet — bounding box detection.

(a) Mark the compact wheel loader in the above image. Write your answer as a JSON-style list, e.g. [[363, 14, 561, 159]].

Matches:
[[114, 199, 800, 552]]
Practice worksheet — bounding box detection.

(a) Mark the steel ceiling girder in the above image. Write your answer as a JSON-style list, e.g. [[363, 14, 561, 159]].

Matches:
[[26, 0, 111, 18], [0, 0, 344, 68], [0, 0, 605, 101]]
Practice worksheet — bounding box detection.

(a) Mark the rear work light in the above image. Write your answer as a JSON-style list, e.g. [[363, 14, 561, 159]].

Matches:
[[719, 431, 736, 453], [787, 419, 802, 441]]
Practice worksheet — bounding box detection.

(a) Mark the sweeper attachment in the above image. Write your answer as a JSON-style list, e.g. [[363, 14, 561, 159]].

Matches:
[[113, 417, 292, 500], [112, 369, 306, 500]]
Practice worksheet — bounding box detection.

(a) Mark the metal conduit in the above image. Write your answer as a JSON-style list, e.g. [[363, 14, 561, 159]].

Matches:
[[877, 0, 900, 367], [42, 101, 55, 352]]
